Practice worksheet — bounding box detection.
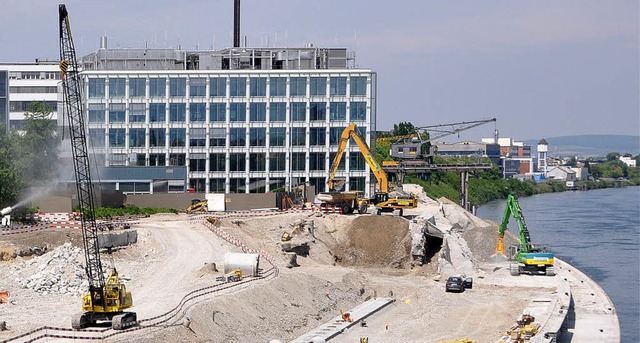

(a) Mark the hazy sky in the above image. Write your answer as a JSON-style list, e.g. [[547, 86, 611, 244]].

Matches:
[[1, 0, 638, 141]]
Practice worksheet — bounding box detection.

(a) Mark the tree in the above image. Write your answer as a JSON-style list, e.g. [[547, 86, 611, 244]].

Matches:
[[566, 156, 578, 167], [392, 122, 416, 136], [14, 102, 60, 188], [0, 125, 19, 206], [606, 152, 620, 162]]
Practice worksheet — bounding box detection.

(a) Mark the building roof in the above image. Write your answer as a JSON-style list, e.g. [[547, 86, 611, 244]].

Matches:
[[538, 138, 548, 145]]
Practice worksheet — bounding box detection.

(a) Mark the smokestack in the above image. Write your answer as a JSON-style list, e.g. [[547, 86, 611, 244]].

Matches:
[[100, 36, 108, 49], [234, 0, 240, 48]]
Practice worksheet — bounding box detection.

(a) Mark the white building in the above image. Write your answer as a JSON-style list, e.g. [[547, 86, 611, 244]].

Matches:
[[75, 44, 377, 195], [0, 62, 61, 131], [620, 156, 637, 168]]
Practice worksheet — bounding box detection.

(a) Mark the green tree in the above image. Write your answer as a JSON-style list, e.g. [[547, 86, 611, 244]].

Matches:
[[0, 125, 19, 206], [566, 156, 578, 167], [606, 152, 620, 162], [14, 102, 60, 188], [392, 122, 416, 136]]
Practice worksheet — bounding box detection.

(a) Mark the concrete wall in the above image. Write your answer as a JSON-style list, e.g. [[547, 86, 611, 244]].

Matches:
[[98, 230, 138, 249], [125, 193, 277, 211], [33, 195, 73, 213]]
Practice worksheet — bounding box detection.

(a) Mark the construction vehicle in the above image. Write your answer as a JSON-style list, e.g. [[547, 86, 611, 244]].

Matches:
[[493, 194, 555, 276], [323, 123, 418, 216], [187, 199, 208, 213], [505, 314, 540, 342], [216, 269, 243, 282], [59, 4, 136, 329]]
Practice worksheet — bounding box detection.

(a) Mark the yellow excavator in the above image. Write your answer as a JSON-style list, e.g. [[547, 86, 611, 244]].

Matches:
[[324, 123, 418, 216], [187, 199, 208, 213]]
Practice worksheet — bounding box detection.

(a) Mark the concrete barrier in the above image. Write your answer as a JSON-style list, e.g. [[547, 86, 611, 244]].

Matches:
[[97, 230, 137, 249]]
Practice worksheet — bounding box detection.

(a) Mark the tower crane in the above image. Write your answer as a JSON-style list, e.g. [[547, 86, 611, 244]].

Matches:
[[59, 4, 136, 329]]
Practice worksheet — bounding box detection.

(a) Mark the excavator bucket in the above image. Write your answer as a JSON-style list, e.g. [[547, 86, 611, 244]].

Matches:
[[490, 236, 508, 262]]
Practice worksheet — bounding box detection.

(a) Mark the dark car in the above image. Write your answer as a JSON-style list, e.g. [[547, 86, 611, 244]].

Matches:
[[445, 275, 473, 292]]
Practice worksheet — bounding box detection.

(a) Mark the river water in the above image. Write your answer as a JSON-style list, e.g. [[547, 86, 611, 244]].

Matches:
[[476, 186, 640, 341]]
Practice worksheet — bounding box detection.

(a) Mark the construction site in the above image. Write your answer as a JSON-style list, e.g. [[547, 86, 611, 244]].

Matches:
[[0, 184, 619, 342]]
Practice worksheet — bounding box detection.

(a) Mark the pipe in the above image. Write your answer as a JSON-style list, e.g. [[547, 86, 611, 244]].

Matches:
[[233, 0, 240, 48], [1, 206, 12, 216]]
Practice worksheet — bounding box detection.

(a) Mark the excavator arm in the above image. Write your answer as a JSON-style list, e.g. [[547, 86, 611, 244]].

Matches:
[[495, 194, 532, 255], [327, 123, 388, 193]]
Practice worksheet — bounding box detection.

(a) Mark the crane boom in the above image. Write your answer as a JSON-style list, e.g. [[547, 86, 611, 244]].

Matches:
[[328, 123, 388, 193], [59, 3, 104, 291]]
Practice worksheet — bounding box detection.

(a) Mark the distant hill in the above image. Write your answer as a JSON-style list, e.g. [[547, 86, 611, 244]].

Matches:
[[524, 134, 640, 157]]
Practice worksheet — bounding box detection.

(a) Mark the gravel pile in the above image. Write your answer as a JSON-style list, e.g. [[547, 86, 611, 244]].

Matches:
[[11, 242, 88, 296]]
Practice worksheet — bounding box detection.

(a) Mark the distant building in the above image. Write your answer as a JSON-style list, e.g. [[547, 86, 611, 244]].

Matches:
[[570, 166, 589, 181], [537, 138, 548, 175], [432, 141, 501, 165], [620, 156, 637, 167], [547, 166, 577, 182], [481, 136, 534, 178], [0, 61, 61, 132]]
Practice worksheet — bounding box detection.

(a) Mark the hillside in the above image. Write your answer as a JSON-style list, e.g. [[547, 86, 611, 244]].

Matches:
[[524, 134, 640, 157]]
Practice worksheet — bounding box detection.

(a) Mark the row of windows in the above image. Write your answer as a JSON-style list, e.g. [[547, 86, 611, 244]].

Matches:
[[9, 86, 58, 94], [8, 71, 61, 80], [87, 76, 368, 98], [122, 152, 366, 172], [90, 126, 366, 148], [9, 101, 57, 112], [187, 176, 366, 194], [87, 102, 367, 123]]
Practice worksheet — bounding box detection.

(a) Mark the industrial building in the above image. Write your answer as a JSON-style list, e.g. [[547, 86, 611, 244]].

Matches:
[[0, 61, 61, 132], [75, 39, 377, 195]]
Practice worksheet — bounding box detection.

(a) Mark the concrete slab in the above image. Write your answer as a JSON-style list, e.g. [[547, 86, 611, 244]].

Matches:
[[290, 297, 395, 343]]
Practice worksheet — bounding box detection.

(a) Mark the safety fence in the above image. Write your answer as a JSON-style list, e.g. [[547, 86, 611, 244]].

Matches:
[[1, 216, 279, 343]]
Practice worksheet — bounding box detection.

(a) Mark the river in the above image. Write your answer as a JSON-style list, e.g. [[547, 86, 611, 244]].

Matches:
[[475, 186, 640, 342]]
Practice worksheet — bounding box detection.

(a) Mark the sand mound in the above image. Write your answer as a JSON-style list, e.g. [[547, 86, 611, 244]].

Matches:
[[335, 216, 411, 268]]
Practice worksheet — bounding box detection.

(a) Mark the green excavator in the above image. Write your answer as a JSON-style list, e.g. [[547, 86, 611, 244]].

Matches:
[[493, 194, 555, 276]]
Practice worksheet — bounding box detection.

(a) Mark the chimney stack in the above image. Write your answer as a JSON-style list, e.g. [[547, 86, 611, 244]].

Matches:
[[233, 0, 240, 47]]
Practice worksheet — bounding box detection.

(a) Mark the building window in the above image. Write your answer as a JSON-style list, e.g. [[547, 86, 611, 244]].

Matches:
[[149, 153, 166, 166], [309, 102, 326, 121], [169, 153, 186, 166], [210, 128, 226, 147], [350, 177, 366, 191], [169, 128, 186, 146], [291, 102, 306, 122], [210, 78, 226, 97], [89, 128, 105, 147], [309, 128, 326, 146], [269, 127, 285, 147], [189, 178, 206, 192], [189, 154, 207, 172], [210, 178, 225, 192], [330, 102, 346, 121], [88, 103, 105, 123], [330, 127, 346, 145], [229, 178, 244, 193], [310, 77, 326, 96], [229, 153, 246, 171], [189, 78, 206, 97], [250, 78, 266, 96], [149, 103, 166, 122], [290, 77, 306, 97], [291, 152, 306, 171], [169, 78, 186, 96], [108, 129, 126, 147], [129, 78, 146, 97], [129, 103, 146, 122], [330, 77, 347, 96], [291, 127, 306, 146], [88, 78, 105, 98], [270, 102, 285, 122], [350, 77, 367, 96], [149, 78, 166, 97], [230, 77, 246, 97], [230, 103, 246, 121], [110, 154, 127, 166], [190, 128, 206, 147], [350, 153, 366, 170], [249, 103, 266, 122], [230, 128, 246, 146], [248, 178, 265, 193], [309, 152, 325, 171], [109, 103, 125, 123], [109, 78, 126, 98], [210, 153, 226, 171], [249, 153, 266, 171], [350, 102, 366, 121], [190, 103, 206, 122], [210, 103, 226, 122], [329, 152, 346, 171], [249, 128, 266, 146], [270, 77, 286, 96], [129, 128, 146, 147], [270, 152, 286, 171], [150, 128, 165, 147], [169, 103, 186, 122]]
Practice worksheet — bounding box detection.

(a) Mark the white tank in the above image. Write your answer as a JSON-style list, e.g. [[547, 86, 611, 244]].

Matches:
[[223, 252, 259, 276]]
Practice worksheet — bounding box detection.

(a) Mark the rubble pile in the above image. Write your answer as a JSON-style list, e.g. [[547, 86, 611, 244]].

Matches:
[[12, 243, 88, 296]]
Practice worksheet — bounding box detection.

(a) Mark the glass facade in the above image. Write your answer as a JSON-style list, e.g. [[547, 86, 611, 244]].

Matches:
[[84, 72, 375, 194]]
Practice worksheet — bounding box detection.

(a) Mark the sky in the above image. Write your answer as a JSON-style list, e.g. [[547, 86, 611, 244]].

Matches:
[[1, 0, 638, 142]]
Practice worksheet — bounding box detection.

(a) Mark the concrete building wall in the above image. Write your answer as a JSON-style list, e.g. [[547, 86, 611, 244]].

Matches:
[[125, 192, 276, 211]]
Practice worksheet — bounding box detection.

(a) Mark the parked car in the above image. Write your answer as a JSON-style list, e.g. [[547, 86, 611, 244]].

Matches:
[[445, 275, 473, 292]]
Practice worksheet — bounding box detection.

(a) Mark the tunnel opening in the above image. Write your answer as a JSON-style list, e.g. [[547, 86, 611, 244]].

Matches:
[[423, 234, 444, 264]]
